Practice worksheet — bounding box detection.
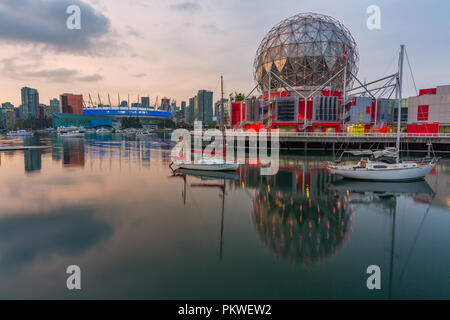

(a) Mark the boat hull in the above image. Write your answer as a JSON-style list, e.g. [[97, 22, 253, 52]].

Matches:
[[60, 134, 84, 137], [7, 131, 34, 137], [328, 163, 436, 181], [176, 162, 239, 171]]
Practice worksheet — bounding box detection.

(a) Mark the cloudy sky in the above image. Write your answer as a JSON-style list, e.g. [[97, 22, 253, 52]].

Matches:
[[0, 0, 449, 107]]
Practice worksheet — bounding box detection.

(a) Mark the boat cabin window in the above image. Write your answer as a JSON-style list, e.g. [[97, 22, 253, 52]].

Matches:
[[380, 157, 396, 164]]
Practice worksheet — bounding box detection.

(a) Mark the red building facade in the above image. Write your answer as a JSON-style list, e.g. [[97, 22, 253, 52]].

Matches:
[[231, 90, 343, 133], [61, 94, 83, 114]]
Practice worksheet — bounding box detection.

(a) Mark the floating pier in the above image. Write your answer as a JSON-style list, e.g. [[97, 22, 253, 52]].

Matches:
[[0, 146, 49, 151]]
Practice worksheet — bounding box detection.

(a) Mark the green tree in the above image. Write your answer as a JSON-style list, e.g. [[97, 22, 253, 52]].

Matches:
[[230, 92, 245, 102], [121, 117, 142, 128], [208, 122, 217, 129], [15, 118, 24, 129]]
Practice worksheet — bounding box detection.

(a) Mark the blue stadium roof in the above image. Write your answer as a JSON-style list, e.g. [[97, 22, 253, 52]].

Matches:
[[83, 109, 172, 118]]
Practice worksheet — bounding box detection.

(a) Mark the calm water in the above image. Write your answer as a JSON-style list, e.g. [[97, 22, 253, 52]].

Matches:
[[0, 134, 449, 299]]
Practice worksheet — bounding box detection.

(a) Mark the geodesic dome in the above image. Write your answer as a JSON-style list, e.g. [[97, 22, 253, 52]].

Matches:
[[254, 12, 359, 94]]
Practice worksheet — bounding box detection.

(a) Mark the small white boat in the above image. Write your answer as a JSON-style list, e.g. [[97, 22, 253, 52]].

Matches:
[[37, 128, 56, 134], [136, 129, 153, 136], [122, 129, 136, 135], [7, 130, 34, 137], [96, 128, 111, 134], [58, 126, 80, 134], [60, 131, 85, 137], [174, 159, 239, 171]]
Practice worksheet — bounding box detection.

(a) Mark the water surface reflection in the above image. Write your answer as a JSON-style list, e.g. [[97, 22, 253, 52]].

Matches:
[[0, 134, 448, 299]]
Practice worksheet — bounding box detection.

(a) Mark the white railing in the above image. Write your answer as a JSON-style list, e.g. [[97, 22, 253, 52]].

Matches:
[[225, 132, 450, 138], [278, 132, 450, 138]]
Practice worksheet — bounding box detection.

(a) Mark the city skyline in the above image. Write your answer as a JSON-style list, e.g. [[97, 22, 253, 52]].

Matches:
[[0, 0, 450, 107]]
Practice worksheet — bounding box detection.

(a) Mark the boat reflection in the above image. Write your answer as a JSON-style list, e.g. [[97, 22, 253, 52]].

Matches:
[[330, 178, 435, 299], [174, 168, 239, 181], [170, 168, 230, 262], [331, 179, 435, 195], [330, 179, 435, 207]]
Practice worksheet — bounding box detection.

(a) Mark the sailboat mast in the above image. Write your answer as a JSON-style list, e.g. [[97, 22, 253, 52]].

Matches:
[[221, 75, 225, 133], [221, 75, 225, 152], [396, 45, 405, 162]]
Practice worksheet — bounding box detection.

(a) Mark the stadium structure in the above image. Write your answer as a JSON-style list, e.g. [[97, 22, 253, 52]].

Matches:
[[83, 107, 172, 119], [52, 103, 174, 129]]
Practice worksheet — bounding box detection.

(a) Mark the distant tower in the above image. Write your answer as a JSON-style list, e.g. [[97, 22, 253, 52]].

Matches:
[[194, 90, 213, 124], [21, 87, 40, 119], [160, 98, 171, 111], [141, 96, 150, 108], [50, 98, 61, 113], [185, 97, 195, 124], [60, 93, 83, 114]]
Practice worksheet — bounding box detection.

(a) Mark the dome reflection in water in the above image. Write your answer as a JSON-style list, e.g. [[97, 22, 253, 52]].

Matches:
[[250, 168, 353, 266]]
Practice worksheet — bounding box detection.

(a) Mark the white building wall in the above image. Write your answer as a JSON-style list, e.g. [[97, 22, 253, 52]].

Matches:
[[407, 85, 450, 124]]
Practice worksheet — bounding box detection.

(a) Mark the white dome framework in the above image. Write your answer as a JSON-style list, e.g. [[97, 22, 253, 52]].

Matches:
[[254, 12, 359, 94]]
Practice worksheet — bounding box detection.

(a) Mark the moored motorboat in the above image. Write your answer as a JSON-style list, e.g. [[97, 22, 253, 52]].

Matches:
[[96, 128, 112, 134], [60, 131, 85, 137], [7, 130, 34, 137]]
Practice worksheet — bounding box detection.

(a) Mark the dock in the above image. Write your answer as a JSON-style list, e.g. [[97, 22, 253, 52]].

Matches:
[[275, 133, 450, 152], [189, 132, 450, 153], [0, 146, 50, 152]]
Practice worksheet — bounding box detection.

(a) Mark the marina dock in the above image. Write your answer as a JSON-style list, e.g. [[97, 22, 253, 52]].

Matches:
[[0, 146, 49, 152], [189, 132, 450, 153]]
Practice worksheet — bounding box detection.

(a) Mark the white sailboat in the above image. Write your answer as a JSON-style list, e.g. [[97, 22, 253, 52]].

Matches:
[[172, 75, 239, 172], [327, 154, 437, 181], [174, 159, 239, 171], [327, 45, 439, 181]]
